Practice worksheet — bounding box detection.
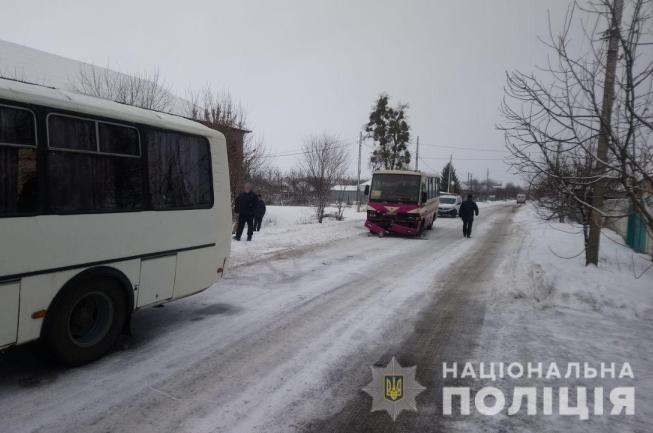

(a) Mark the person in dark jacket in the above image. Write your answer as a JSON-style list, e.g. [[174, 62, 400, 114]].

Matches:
[[458, 194, 479, 238], [254, 194, 266, 232], [234, 183, 258, 241]]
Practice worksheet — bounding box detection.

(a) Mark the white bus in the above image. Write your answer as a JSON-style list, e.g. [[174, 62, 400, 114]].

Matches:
[[0, 78, 232, 365]]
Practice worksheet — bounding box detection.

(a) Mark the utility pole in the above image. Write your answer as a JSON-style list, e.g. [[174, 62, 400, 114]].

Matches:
[[447, 154, 453, 193], [587, 0, 623, 266], [356, 131, 363, 213], [415, 136, 419, 171], [486, 168, 490, 200], [467, 172, 471, 194]]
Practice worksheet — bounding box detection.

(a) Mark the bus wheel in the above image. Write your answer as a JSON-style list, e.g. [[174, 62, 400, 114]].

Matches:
[[427, 220, 434, 230], [43, 278, 127, 366]]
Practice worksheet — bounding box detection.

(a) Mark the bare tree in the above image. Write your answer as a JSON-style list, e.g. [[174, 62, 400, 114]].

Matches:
[[301, 134, 349, 223], [186, 86, 270, 192], [72, 65, 172, 111], [243, 135, 268, 180], [499, 0, 653, 265], [186, 86, 247, 129], [284, 169, 312, 205], [250, 166, 285, 204]]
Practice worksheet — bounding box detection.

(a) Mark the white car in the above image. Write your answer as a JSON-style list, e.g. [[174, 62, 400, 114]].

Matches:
[[437, 194, 462, 217]]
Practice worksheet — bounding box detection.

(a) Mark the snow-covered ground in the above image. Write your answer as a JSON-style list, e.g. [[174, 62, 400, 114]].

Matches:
[[497, 204, 653, 319], [229, 205, 364, 267], [0, 202, 650, 433], [230, 202, 504, 266], [460, 204, 653, 433]]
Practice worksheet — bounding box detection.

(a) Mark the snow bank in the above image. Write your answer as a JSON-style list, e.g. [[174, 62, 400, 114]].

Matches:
[[498, 205, 653, 319], [229, 205, 365, 267], [472, 204, 653, 432]]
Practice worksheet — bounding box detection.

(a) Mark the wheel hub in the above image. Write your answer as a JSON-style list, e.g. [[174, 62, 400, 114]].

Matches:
[[67, 291, 114, 348]]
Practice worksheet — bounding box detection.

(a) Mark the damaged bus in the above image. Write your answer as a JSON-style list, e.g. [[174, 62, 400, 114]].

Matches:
[[364, 170, 439, 237]]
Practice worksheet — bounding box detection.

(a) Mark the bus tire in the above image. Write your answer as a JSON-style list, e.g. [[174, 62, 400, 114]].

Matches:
[[43, 278, 127, 366]]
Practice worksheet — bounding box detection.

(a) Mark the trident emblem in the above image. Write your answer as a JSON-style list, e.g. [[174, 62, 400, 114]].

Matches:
[[384, 375, 404, 401]]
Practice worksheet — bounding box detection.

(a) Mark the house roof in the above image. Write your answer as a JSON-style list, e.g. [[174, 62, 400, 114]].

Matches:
[[0, 38, 190, 115], [330, 181, 371, 192], [373, 169, 438, 177], [331, 185, 359, 192]]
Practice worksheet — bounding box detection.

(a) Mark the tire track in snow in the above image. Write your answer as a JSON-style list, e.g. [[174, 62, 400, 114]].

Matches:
[[0, 205, 510, 433]]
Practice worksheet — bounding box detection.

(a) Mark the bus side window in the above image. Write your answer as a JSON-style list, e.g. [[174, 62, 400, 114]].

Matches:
[[47, 114, 144, 213], [0, 105, 38, 216], [146, 129, 212, 209]]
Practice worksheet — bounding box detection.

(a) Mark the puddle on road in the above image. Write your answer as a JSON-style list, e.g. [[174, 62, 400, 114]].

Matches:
[[194, 303, 242, 316]]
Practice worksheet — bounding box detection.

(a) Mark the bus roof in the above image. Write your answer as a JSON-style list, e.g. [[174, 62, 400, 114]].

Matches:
[[373, 169, 438, 178], [0, 77, 219, 138]]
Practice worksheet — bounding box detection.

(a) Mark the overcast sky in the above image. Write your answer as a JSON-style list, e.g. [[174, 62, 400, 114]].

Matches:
[[0, 0, 575, 184]]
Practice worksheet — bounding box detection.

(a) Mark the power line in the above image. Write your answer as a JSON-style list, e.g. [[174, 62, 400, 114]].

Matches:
[[419, 156, 505, 161], [359, 139, 505, 156], [418, 143, 507, 153], [260, 139, 358, 159], [417, 157, 438, 173]]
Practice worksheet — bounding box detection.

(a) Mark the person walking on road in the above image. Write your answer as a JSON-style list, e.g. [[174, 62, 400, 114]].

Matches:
[[234, 182, 258, 241], [254, 194, 266, 232], [459, 194, 479, 238]]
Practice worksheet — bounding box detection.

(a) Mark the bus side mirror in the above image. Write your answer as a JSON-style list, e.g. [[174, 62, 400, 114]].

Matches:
[[364, 185, 370, 196], [421, 192, 427, 203]]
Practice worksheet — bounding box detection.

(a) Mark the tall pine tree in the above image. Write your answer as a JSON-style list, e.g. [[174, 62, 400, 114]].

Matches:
[[365, 94, 411, 170], [440, 162, 461, 193]]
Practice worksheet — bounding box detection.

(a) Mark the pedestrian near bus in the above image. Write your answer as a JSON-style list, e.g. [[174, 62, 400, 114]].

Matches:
[[459, 194, 479, 238], [254, 194, 266, 232], [234, 182, 258, 241]]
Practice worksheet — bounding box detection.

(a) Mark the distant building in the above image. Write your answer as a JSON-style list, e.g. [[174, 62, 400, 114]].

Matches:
[[604, 180, 652, 256], [330, 180, 371, 204]]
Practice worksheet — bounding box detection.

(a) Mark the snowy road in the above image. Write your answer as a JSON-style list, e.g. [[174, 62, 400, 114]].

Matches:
[[0, 204, 513, 433], [303, 203, 516, 433], [6, 202, 649, 433], [0, 203, 653, 433]]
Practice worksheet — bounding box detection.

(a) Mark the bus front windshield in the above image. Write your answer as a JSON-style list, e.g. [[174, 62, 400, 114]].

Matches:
[[370, 174, 420, 203]]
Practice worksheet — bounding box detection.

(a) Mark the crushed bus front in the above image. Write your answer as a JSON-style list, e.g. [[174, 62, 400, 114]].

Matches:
[[365, 203, 424, 236]]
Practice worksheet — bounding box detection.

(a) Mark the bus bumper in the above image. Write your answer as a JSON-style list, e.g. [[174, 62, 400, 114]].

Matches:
[[365, 220, 420, 236], [365, 220, 389, 235], [389, 223, 419, 236]]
